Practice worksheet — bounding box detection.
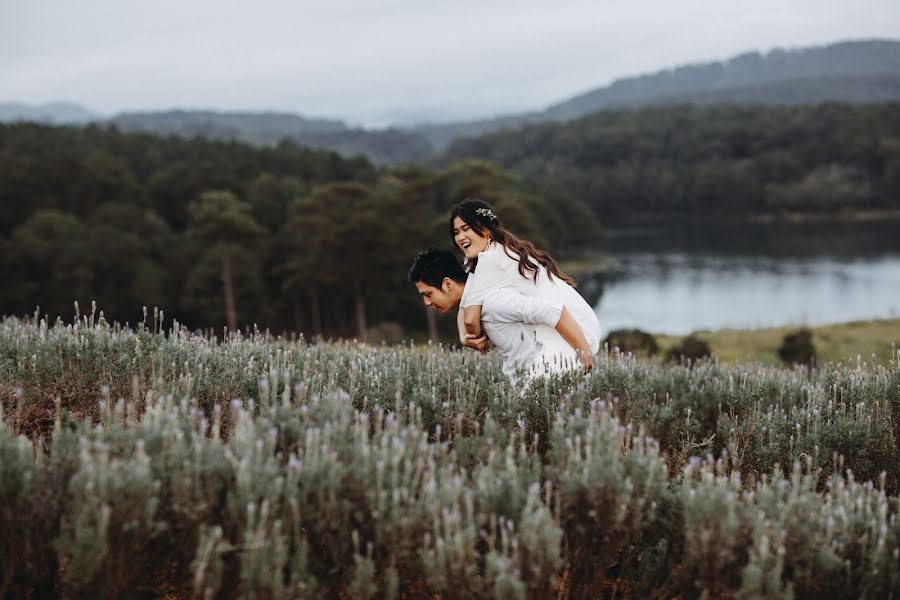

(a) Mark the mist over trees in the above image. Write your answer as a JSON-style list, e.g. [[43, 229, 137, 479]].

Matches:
[[0, 124, 602, 339]]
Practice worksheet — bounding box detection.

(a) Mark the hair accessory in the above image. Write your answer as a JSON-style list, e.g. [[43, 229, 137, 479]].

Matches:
[[475, 207, 498, 222]]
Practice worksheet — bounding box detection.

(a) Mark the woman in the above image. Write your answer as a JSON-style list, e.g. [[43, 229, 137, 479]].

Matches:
[[450, 198, 601, 372]]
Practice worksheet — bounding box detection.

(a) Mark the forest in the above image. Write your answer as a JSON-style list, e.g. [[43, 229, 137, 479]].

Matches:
[[3, 102, 899, 338], [440, 103, 900, 224], [0, 124, 601, 339]]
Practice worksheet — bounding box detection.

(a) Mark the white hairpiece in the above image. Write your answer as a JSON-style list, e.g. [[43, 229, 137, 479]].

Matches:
[[475, 207, 498, 221]]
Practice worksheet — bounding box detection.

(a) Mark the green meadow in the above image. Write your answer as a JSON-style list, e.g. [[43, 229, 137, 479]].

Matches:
[[654, 318, 900, 366]]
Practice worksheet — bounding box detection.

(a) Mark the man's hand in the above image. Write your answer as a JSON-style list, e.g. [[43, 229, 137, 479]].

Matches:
[[464, 333, 492, 354]]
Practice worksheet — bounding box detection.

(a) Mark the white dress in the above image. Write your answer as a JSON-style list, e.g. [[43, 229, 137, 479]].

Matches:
[[460, 242, 602, 361]]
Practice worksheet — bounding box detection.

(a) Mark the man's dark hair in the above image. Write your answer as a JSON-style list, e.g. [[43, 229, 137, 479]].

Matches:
[[408, 248, 467, 288]]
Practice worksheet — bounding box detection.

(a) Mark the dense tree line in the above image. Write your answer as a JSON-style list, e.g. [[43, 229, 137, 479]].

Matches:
[[440, 103, 900, 224], [0, 124, 603, 338]]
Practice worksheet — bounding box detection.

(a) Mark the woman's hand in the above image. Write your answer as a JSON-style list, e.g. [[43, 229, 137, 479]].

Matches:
[[554, 307, 594, 372], [579, 349, 595, 372], [464, 333, 492, 354]]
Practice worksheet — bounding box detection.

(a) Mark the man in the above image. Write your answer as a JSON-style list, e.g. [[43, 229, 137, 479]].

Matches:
[[408, 248, 594, 384]]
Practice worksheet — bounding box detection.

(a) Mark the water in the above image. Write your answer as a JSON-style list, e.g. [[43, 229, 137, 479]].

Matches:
[[592, 221, 900, 335]]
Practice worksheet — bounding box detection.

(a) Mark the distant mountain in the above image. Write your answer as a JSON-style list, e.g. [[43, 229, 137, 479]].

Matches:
[[3, 39, 898, 165], [542, 39, 900, 120], [0, 101, 98, 124], [110, 110, 347, 139], [415, 39, 900, 149], [109, 110, 431, 166], [619, 73, 900, 108]]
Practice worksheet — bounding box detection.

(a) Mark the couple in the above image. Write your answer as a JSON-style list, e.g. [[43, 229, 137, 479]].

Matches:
[[409, 199, 601, 384]]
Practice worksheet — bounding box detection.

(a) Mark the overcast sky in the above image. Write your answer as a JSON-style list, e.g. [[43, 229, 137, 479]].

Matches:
[[1, 0, 898, 126]]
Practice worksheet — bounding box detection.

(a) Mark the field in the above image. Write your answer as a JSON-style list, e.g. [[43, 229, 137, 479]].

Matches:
[[1, 312, 899, 598], [655, 318, 900, 366]]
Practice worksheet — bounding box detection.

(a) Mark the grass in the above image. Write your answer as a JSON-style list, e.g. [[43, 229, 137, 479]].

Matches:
[[653, 317, 900, 366]]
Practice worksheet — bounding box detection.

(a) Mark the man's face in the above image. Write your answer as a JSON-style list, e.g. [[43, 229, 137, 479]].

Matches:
[[415, 279, 459, 314]]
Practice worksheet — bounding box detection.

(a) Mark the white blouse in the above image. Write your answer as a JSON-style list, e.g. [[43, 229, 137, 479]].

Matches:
[[460, 242, 601, 354]]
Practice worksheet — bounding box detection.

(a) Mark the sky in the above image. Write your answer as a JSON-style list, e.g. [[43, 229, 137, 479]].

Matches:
[[1, 0, 898, 127]]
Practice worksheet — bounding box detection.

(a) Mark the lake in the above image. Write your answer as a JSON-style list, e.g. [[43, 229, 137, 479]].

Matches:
[[590, 220, 900, 335]]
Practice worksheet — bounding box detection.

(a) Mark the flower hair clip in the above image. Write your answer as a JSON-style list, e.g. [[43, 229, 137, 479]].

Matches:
[[475, 207, 498, 222]]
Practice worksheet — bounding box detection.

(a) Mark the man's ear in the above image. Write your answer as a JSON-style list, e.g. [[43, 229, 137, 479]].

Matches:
[[441, 277, 453, 292]]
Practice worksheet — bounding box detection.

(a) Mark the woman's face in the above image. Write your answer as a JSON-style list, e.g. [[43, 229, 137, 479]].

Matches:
[[452, 216, 491, 260]]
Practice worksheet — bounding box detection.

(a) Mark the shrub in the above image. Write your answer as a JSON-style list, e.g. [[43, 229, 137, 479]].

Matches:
[[665, 334, 712, 363], [603, 328, 660, 356], [1, 314, 898, 597], [778, 327, 816, 366]]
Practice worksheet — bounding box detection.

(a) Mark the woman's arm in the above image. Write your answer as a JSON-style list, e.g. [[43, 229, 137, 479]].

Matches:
[[463, 305, 482, 337], [555, 307, 595, 371], [457, 308, 468, 344], [459, 307, 490, 353]]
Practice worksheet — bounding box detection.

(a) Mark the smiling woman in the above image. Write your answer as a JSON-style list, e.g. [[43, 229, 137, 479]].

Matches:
[[449, 198, 575, 285], [448, 198, 602, 371], [451, 213, 491, 259]]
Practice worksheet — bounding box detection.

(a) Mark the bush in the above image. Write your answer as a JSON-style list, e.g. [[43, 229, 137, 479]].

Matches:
[[603, 328, 660, 356], [778, 328, 816, 366], [665, 334, 712, 363]]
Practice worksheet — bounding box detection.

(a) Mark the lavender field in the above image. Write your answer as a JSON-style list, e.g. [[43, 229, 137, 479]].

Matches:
[[1, 310, 899, 598]]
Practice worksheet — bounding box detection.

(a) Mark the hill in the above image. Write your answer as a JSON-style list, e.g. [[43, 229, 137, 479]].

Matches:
[[3, 39, 898, 164], [542, 39, 900, 120], [415, 39, 900, 149], [439, 102, 900, 225], [108, 110, 433, 167], [0, 101, 98, 124]]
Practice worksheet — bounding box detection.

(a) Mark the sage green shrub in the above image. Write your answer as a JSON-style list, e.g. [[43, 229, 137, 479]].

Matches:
[[1, 314, 899, 598]]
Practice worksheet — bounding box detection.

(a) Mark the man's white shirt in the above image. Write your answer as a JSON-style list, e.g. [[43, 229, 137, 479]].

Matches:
[[476, 288, 580, 384]]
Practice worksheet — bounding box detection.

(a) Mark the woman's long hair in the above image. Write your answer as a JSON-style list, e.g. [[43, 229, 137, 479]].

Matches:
[[449, 198, 576, 287]]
